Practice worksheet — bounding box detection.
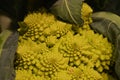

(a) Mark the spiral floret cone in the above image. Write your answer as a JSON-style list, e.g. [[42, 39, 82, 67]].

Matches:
[[59, 28, 113, 72], [38, 50, 69, 77], [15, 39, 49, 75]]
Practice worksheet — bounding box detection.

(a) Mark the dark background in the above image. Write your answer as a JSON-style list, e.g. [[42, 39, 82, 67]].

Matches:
[[0, 0, 120, 21], [85, 0, 120, 16]]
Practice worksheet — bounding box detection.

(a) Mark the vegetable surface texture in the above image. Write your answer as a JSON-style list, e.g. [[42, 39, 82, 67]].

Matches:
[[14, 3, 114, 80]]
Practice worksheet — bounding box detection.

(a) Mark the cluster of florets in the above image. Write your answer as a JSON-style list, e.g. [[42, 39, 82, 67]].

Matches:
[[15, 3, 113, 80], [18, 12, 72, 45], [58, 30, 112, 73]]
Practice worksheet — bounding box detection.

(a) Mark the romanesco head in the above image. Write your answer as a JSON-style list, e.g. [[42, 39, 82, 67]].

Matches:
[[16, 5, 114, 79]]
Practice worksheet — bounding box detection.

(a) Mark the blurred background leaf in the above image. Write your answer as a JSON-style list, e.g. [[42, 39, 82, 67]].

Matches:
[[85, 0, 120, 16], [0, 31, 19, 80], [50, 0, 84, 26]]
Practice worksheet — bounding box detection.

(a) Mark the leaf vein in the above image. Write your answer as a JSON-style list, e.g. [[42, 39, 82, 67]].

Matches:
[[64, 0, 78, 24]]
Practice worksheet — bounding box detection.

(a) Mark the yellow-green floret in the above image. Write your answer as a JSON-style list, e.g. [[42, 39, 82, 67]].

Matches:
[[14, 39, 49, 75], [51, 66, 103, 80], [68, 66, 103, 80], [36, 49, 68, 77], [18, 12, 72, 43], [81, 2, 93, 25], [52, 70, 72, 80], [15, 70, 50, 80], [79, 29, 113, 72], [58, 31, 93, 67]]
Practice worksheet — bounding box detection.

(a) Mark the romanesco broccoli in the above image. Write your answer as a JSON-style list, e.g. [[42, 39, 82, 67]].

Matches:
[[15, 2, 114, 80]]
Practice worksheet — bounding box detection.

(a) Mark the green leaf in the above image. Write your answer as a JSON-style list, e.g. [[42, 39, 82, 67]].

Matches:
[[50, 0, 84, 26], [90, 11, 120, 80], [0, 30, 13, 56], [18, 22, 29, 35], [85, 0, 120, 16], [91, 12, 120, 27], [0, 31, 19, 80]]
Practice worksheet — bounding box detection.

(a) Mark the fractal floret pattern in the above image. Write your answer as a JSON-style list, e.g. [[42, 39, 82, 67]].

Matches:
[[15, 70, 49, 80], [15, 38, 68, 77], [52, 66, 103, 80], [59, 29, 113, 72], [58, 31, 93, 67], [68, 66, 103, 80], [15, 2, 114, 80], [15, 39, 49, 73], [18, 12, 72, 43], [52, 70, 72, 80], [38, 50, 68, 77], [79, 29, 113, 72]]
